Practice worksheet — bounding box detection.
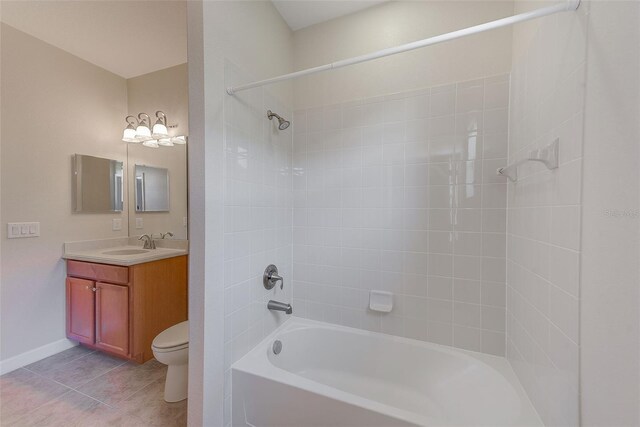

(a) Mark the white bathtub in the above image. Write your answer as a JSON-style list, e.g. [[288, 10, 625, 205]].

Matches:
[[232, 318, 541, 426]]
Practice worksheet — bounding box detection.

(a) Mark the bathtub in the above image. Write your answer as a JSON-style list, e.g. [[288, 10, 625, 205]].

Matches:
[[232, 318, 541, 426]]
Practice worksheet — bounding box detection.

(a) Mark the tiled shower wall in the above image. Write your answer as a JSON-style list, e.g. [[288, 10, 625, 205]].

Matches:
[[506, 3, 587, 425], [292, 75, 510, 355], [223, 62, 293, 419]]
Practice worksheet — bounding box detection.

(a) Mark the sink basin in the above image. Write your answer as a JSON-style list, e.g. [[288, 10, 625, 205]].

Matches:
[[102, 249, 150, 255]]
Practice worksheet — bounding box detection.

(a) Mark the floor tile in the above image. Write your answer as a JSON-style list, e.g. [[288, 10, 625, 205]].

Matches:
[[118, 378, 187, 427], [77, 408, 151, 427], [6, 390, 114, 427], [76, 359, 167, 407], [24, 346, 95, 375], [44, 352, 126, 389], [0, 368, 71, 425], [2, 353, 184, 427]]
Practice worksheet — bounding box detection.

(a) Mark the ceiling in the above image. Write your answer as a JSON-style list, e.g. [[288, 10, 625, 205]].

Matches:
[[272, 0, 388, 31], [0, 0, 385, 77], [0, 1, 187, 79]]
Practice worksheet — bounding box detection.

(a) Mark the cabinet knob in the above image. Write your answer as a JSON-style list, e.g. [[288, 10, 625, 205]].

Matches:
[[86, 285, 97, 292]]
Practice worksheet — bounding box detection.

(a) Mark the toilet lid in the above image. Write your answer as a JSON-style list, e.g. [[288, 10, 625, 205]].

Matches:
[[153, 321, 189, 349]]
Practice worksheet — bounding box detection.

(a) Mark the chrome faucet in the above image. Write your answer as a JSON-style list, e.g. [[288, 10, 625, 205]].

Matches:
[[268, 300, 292, 314], [138, 234, 156, 249], [160, 231, 174, 239]]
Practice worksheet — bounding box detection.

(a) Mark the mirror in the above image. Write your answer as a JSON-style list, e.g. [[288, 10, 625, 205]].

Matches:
[[127, 140, 188, 239], [134, 165, 170, 212], [72, 154, 124, 213]]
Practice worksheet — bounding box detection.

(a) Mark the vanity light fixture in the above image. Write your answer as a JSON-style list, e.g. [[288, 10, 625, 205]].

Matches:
[[121, 111, 187, 148]]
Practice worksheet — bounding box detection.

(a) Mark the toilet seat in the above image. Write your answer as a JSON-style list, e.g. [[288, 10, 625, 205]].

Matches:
[[152, 342, 188, 353], [152, 320, 189, 351]]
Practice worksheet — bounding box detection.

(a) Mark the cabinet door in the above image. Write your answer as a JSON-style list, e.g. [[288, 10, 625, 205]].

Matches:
[[95, 282, 129, 356], [66, 277, 96, 344]]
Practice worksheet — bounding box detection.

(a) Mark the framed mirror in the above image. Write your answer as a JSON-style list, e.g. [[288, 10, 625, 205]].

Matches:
[[72, 154, 124, 213], [134, 165, 170, 212]]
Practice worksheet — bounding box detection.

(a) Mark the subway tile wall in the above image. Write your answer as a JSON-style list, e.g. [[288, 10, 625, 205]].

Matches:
[[292, 75, 510, 355], [223, 61, 293, 423], [506, 3, 588, 426]]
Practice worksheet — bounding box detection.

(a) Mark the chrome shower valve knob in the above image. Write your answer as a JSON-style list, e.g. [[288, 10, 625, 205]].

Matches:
[[263, 264, 284, 290]]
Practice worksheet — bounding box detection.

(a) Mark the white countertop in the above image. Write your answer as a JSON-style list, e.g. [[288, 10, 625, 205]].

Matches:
[[63, 237, 188, 266]]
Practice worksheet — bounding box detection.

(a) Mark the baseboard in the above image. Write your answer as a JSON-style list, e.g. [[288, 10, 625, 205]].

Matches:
[[0, 338, 78, 375]]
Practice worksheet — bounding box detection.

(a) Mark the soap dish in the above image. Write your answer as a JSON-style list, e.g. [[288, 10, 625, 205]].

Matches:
[[369, 290, 393, 313]]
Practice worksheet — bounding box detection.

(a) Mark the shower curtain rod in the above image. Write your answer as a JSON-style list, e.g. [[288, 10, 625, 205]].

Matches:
[[226, 0, 579, 95]]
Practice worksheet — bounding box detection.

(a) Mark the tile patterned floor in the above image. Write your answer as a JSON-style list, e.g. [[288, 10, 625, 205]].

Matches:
[[0, 347, 187, 427]]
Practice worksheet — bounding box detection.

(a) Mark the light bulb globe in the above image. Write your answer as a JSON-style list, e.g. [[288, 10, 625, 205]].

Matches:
[[152, 122, 168, 139], [142, 139, 160, 148], [122, 127, 140, 143], [135, 124, 152, 140], [171, 135, 187, 145]]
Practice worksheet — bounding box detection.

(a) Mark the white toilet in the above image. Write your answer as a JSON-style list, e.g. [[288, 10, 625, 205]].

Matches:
[[152, 320, 189, 402]]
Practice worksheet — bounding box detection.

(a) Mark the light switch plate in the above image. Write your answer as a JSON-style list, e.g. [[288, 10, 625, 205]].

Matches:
[[8, 222, 40, 239], [112, 218, 122, 231], [135, 218, 144, 229]]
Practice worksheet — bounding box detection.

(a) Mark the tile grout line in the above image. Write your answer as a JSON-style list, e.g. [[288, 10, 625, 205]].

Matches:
[[22, 359, 167, 414], [21, 348, 97, 376], [23, 356, 129, 405], [62, 361, 161, 409], [69, 387, 115, 408], [6, 373, 153, 426], [21, 366, 111, 404], [6, 351, 177, 426], [6, 386, 77, 425], [93, 373, 168, 411]]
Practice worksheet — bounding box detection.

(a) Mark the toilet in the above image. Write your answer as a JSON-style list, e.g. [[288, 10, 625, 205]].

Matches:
[[152, 320, 189, 402]]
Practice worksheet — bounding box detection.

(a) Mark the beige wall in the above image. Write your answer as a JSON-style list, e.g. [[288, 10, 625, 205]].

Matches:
[[0, 24, 128, 362], [186, 1, 293, 424], [126, 64, 189, 240], [293, 1, 514, 109]]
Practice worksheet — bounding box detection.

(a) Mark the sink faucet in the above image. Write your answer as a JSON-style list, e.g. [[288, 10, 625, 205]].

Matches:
[[267, 300, 292, 314], [160, 232, 174, 239], [138, 234, 156, 249]]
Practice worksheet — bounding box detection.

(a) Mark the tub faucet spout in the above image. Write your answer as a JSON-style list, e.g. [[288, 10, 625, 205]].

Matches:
[[268, 300, 292, 314]]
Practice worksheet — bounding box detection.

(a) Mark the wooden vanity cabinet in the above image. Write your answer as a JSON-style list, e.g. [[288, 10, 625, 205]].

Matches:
[[65, 256, 187, 363]]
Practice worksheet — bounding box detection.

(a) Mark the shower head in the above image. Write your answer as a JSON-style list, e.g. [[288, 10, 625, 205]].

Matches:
[[267, 110, 290, 130]]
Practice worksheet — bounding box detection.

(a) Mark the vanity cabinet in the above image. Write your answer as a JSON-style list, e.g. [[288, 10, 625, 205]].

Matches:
[[65, 256, 187, 363]]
